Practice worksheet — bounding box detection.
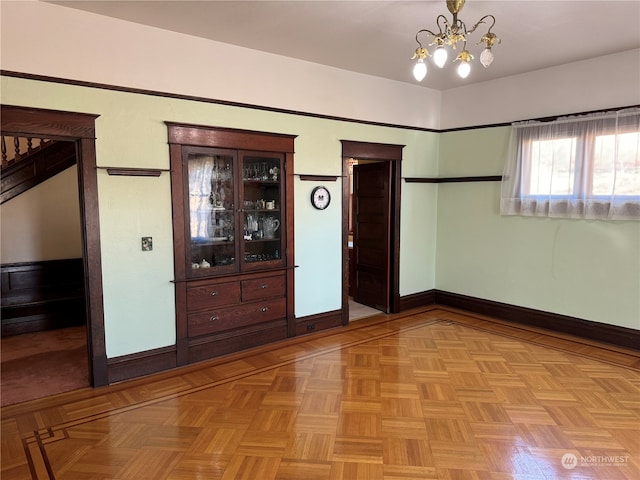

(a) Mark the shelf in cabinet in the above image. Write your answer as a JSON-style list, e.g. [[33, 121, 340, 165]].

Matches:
[[191, 239, 234, 246], [243, 179, 279, 185], [244, 238, 280, 243]]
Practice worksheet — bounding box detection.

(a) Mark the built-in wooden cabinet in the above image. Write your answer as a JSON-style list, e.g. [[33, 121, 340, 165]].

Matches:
[[167, 123, 296, 365]]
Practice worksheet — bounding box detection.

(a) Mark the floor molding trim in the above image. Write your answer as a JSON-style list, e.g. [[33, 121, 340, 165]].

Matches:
[[434, 290, 639, 351], [398, 289, 436, 312], [294, 309, 343, 336], [107, 345, 177, 384]]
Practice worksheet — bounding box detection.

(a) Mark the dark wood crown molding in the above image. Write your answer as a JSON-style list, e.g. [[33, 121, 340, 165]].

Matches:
[[3, 71, 637, 134]]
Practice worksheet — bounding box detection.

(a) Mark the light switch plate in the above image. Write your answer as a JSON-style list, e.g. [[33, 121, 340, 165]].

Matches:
[[141, 237, 153, 251]]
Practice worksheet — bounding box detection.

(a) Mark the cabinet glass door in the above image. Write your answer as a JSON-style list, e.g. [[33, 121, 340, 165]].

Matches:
[[185, 147, 238, 276], [241, 152, 285, 270]]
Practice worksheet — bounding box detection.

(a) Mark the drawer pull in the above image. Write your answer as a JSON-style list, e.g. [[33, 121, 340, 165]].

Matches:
[[261, 284, 268, 289], [210, 291, 217, 296], [260, 307, 268, 313], [209, 315, 218, 322]]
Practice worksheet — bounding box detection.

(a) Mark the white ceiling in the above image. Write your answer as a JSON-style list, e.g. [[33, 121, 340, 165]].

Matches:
[[49, 1, 640, 91]]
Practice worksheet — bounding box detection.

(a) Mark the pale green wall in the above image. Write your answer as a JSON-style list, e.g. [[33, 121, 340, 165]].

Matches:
[[436, 127, 640, 330], [4, 76, 636, 361], [1, 75, 439, 357], [2, 0, 637, 365]]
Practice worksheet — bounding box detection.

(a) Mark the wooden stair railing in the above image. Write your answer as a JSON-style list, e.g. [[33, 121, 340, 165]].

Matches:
[[1, 136, 55, 169], [0, 136, 77, 204]]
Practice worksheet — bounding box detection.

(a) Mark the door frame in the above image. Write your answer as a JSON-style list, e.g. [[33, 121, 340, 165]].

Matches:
[[1, 105, 108, 386], [340, 140, 404, 325]]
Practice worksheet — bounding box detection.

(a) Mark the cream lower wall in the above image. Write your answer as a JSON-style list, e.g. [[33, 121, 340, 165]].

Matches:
[[436, 128, 640, 330]]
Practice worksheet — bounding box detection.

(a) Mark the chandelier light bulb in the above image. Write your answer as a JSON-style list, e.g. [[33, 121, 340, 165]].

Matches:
[[410, 0, 500, 80], [433, 46, 448, 68], [480, 47, 494, 68], [413, 58, 427, 81], [457, 61, 471, 79]]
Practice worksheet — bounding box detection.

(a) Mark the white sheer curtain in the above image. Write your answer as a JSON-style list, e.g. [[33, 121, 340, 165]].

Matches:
[[501, 108, 640, 220], [188, 156, 213, 239]]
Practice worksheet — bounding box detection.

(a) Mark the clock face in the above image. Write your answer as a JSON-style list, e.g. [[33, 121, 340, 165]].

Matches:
[[311, 186, 331, 210]]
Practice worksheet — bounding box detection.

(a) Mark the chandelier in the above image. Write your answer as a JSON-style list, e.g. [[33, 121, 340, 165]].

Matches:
[[411, 0, 500, 81]]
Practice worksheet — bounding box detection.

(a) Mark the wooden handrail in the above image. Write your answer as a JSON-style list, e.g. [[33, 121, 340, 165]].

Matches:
[[0, 136, 52, 169]]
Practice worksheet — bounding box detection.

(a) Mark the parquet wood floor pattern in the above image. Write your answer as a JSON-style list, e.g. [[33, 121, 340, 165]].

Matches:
[[2, 307, 639, 479]]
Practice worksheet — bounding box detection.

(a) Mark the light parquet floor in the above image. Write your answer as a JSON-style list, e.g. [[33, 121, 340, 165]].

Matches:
[[2, 306, 639, 479]]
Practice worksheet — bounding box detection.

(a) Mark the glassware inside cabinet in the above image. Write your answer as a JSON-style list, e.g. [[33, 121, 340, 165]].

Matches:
[[186, 150, 237, 275], [241, 154, 283, 267]]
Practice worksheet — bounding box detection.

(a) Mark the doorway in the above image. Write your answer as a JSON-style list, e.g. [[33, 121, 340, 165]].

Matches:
[[1, 138, 87, 405], [1, 105, 108, 392], [341, 140, 403, 324]]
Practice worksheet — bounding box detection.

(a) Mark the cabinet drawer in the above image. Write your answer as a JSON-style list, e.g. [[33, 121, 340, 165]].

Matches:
[[187, 281, 241, 311], [188, 297, 286, 337], [241, 274, 286, 302]]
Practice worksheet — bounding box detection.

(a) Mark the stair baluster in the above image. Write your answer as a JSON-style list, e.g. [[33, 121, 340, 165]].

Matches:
[[1, 136, 6, 168], [13, 137, 21, 163]]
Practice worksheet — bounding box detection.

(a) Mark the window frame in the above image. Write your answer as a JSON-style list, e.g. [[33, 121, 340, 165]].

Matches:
[[521, 123, 639, 198], [501, 108, 640, 220]]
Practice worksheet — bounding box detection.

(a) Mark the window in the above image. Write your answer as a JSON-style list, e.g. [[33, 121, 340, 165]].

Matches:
[[501, 108, 640, 220]]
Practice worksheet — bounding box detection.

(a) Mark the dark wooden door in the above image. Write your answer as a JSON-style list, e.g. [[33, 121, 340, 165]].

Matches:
[[353, 161, 391, 312]]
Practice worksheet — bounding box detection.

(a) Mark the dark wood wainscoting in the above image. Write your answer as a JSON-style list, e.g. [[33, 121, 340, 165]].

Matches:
[[1, 259, 86, 336]]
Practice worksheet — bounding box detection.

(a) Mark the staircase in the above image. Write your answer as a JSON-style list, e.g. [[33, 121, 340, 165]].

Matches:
[[1, 136, 77, 204]]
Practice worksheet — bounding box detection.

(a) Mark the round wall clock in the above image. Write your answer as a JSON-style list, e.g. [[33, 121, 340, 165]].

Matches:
[[311, 186, 331, 210]]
